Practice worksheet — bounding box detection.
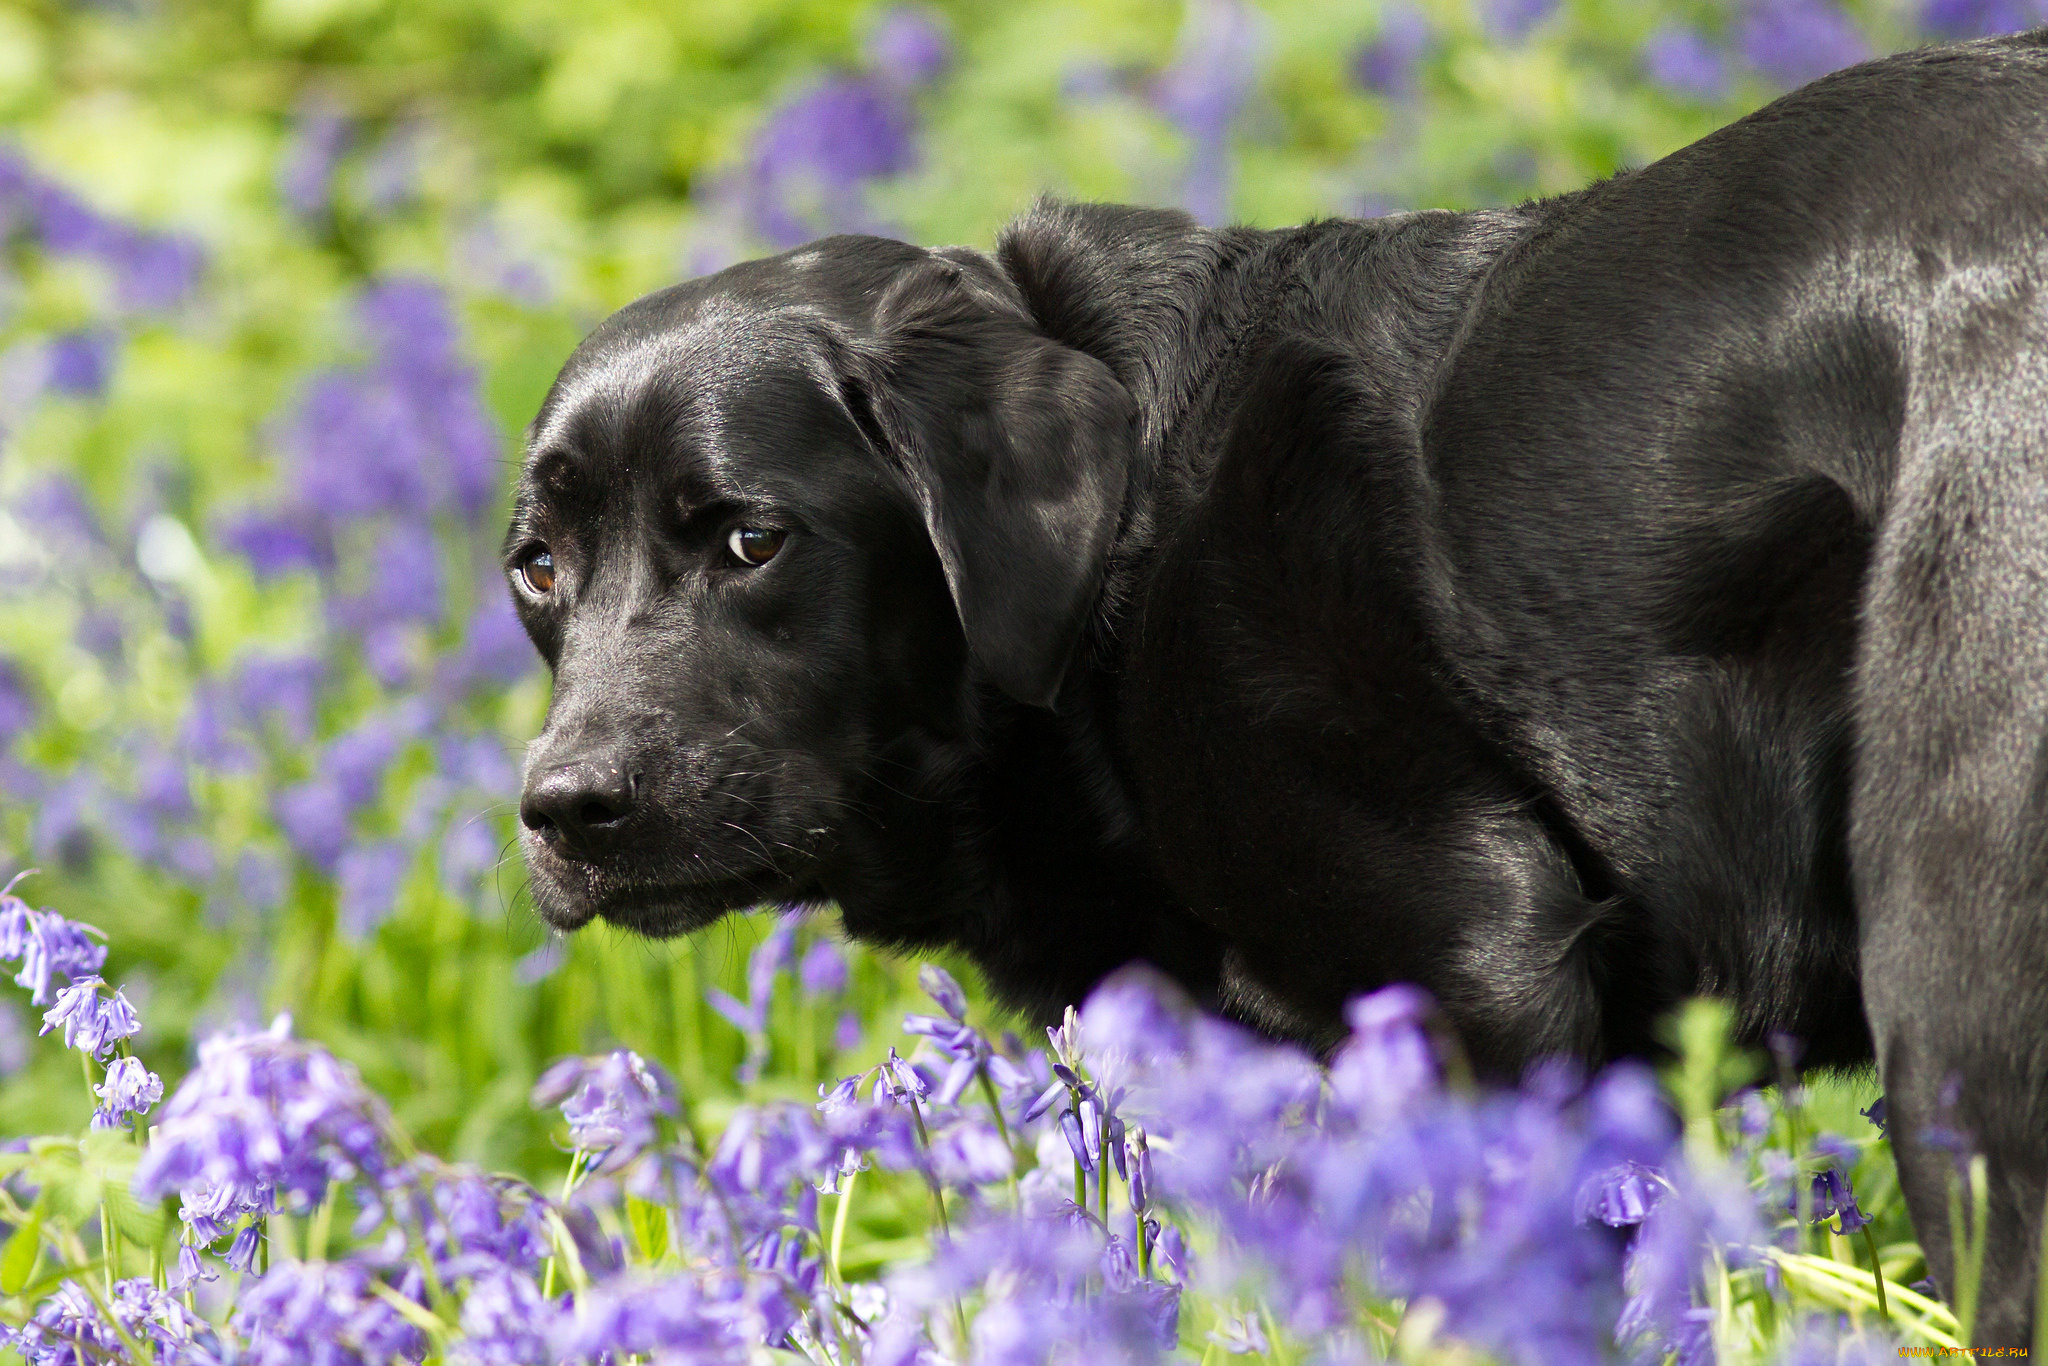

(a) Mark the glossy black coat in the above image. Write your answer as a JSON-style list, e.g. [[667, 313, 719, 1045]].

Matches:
[[509, 31, 2048, 1339]]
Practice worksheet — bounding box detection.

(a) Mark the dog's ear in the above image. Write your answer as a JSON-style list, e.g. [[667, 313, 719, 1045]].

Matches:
[[848, 250, 1136, 709]]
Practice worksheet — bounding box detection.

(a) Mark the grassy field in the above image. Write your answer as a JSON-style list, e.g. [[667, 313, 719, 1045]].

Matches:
[[0, 0, 2032, 1359]]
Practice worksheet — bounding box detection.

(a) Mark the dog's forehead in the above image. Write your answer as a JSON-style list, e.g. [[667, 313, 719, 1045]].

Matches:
[[518, 307, 883, 532]]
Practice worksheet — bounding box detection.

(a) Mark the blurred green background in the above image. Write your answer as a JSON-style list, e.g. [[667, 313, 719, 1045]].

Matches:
[[0, 0, 2025, 1182]]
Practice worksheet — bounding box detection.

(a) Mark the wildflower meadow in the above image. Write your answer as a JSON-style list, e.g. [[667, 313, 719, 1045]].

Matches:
[[0, 0, 2042, 1360]]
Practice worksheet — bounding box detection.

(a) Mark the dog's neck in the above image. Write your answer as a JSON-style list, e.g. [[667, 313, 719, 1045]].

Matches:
[[851, 202, 1542, 1023]]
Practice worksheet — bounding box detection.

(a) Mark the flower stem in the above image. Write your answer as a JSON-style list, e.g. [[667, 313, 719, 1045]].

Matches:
[[1097, 1125, 1110, 1227], [906, 1095, 949, 1237], [542, 1148, 588, 1299], [829, 1166, 859, 1289], [1858, 1222, 1889, 1321], [308, 1181, 335, 1262], [81, 1050, 114, 1295]]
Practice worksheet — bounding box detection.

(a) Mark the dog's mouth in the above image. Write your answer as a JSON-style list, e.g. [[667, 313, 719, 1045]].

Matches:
[[521, 832, 828, 938]]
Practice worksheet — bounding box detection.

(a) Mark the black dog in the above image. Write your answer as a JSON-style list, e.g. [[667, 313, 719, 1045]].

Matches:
[[508, 31, 2048, 1338]]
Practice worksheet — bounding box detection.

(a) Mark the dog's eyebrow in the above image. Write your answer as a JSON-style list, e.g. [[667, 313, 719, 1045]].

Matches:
[[506, 446, 599, 538]]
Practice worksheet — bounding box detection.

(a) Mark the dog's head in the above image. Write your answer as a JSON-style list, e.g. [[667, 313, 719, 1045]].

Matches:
[[507, 235, 1137, 937]]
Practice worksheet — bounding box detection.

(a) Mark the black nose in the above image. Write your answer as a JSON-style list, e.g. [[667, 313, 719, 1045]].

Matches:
[[521, 755, 640, 859]]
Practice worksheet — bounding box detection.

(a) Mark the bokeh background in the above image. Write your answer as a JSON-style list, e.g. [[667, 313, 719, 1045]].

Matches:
[[0, 0, 2039, 1185]]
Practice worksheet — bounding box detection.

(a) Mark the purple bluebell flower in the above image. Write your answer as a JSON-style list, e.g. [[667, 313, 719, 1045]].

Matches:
[[1644, 26, 1730, 100], [513, 938, 563, 985], [107, 231, 206, 312], [279, 103, 353, 219], [441, 594, 537, 693], [237, 849, 288, 912], [879, 1046, 931, 1105], [418, 1169, 552, 1281], [435, 729, 516, 796], [168, 1242, 214, 1292], [533, 1049, 678, 1170], [232, 1259, 427, 1366], [440, 815, 502, 896], [218, 508, 333, 578], [11, 906, 109, 1005], [15, 164, 207, 311], [133, 744, 194, 824], [10, 1278, 223, 1366], [1575, 1159, 1663, 1226], [232, 652, 324, 742], [39, 975, 140, 1056], [1209, 1311, 1269, 1354], [453, 1265, 559, 1364], [326, 714, 404, 810], [1486, 0, 1556, 42], [45, 329, 116, 398], [1328, 982, 1437, 1127], [1150, 0, 1264, 226], [1078, 964, 1193, 1079], [0, 872, 33, 955], [359, 122, 422, 214], [1352, 7, 1430, 97], [1860, 1096, 1887, 1136], [1795, 1162, 1871, 1233], [709, 918, 797, 1082], [834, 1009, 863, 1052], [1739, 0, 1869, 87], [1126, 1125, 1153, 1212], [275, 777, 352, 871], [134, 1013, 400, 1218], [1921, 0, 2048, 36], [1059, 1106, 1093, 1172], [0, 659, 33, 745], [742, 76, 916, 248], [333, 519, 446, 637], [10, 473, 102, 549], [1776, 1318, 1899, 1365], [337, 840, 409, 940], [549, 1270, 756, 1363], [284, 278, 498, 529], [0, 999, 26, 1077], [32, 773, 98, 870], [93, 1053, 163, 1129], [866, 6, 952, 90], [918, 962, 967, 1021], [223, 1221, 261, 1272], [1618, 1162, 1763, 1359], [799, 938, 848, 995], [927, 1117, 1013, 1187]]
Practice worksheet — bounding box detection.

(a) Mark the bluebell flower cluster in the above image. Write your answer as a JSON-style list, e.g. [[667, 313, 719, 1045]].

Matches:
[[1149, 0, 1264, 227], [1, 143, 530, 950], [0, 149, 205, 313], [0, 892, 1966, 1363]]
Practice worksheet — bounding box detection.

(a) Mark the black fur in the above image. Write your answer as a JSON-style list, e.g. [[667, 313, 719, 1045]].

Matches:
[[508, 31, 2048, 1339]]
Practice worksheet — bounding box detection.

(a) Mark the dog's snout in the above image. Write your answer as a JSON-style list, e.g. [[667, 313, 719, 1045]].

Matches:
[[521, 754, 642, 858]]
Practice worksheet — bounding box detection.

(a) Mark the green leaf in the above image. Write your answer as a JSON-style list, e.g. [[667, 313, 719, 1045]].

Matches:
[[25, 1141, 97, 1229], [0, 1207, 42, 1294], [625, 1193, 669, 1264]]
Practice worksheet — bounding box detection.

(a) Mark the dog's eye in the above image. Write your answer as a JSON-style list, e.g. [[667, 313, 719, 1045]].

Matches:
[[727, 527, 787, 567], [518, 547, 555, 595]]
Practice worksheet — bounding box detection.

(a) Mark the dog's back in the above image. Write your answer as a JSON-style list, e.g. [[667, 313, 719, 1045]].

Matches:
[[1106, 32, 2048, 1334]]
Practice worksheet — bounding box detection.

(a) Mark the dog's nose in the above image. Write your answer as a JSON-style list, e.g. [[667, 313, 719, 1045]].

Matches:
[[521, 757, 640, 858]]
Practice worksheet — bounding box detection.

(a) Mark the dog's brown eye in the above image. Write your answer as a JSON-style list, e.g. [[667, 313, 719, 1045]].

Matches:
[[727, 527, 786, 567], [518, 547, 555, 595]]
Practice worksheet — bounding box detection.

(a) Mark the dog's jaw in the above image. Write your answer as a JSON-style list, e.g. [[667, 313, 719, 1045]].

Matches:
[[520, 827, 829, 937]]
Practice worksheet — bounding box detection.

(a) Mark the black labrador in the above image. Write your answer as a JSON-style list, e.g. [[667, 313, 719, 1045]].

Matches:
[[507, 31, 2048, 1338]]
